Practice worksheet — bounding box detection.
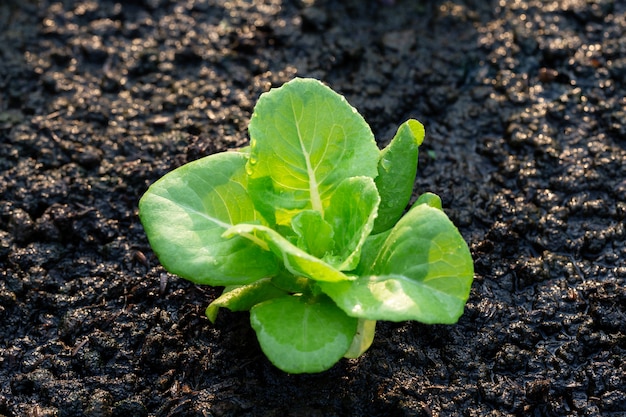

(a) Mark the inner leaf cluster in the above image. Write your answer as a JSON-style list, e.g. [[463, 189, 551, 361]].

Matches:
[[139, 78, 474, 373]]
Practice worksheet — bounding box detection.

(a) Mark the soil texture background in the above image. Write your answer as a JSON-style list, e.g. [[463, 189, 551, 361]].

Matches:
[[1, 0, 625, 416]]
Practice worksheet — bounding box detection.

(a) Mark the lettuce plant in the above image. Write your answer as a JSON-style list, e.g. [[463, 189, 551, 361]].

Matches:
[[139, 78, 473, 373]]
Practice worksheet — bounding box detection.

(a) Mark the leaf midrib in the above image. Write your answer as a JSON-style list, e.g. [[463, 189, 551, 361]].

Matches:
[[292, 98, 323, 215]]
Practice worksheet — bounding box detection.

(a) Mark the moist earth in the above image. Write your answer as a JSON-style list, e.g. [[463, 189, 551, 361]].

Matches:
[[1, 0, 625, 416]]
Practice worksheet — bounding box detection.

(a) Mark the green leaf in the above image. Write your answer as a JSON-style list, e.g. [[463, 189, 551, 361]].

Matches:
[[271, 271, 311, 293], [291, 210, 334, 259], [353, 229, 392, 276], [250, 295, 357, 373], [223, 223, 351, 283], [246, 78, 380, 226], [319, 203, 473, 324], [373, 119, 424, 234], [139, 152, 279, 286], [205, 278, 287, 323], [324, 176, 380, 271], [413, 192, 442, 210], [343, 319, 376, 359]]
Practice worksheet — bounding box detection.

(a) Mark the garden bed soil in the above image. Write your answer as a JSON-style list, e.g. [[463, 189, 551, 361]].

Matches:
[[1, 0, 625, 416]]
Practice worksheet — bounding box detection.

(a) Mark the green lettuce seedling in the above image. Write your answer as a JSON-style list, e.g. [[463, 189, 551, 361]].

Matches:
[[139, 78, 473, 373]]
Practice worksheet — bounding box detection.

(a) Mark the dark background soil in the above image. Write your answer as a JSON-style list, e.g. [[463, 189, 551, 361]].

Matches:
[[1, 0, 625, 416]]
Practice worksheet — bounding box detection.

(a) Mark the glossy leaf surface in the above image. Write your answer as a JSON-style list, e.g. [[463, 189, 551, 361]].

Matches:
[[291, 210, 334, 259], [323, 176, 380, 271], [246, 78, 380, 226], [320, 204, 474, 323], [250, 295, 357, 373], [373, 119, 424, 233], [223, 223, 350, 283], [139, 152, 279, 285]]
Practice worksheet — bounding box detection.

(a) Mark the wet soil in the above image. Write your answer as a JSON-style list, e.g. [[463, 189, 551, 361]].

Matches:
[[1, 0, 625, 416]]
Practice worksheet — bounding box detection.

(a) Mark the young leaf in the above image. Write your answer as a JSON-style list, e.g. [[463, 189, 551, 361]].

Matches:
[[246, 78, 380, 226], [353, 229, 392, 276], [323, 176, 380, 271], [291, 210, 334, 259], [205, 278, 287, 323], [250, 295, 357, 373], [372, 119, 425, 234], [319, 203, 473, 324], [139, 152, 279, 286], [223, 223, 351, 283], [412, 192, 442, 210]]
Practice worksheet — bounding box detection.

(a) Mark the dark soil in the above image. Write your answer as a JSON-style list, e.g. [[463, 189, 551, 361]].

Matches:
[[1, 0, 625, 415]]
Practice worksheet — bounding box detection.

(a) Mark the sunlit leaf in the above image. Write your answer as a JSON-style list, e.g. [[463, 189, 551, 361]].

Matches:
[[324, 176, 380, 271], [205, 278, 287, 322], [320, 203, 473, 323], [246, 78, 380, 226], [250, 295, 357, 373], [292, 210, 334, 259], [223, 223, 351, 283], [373, 119, 424, 233], [139, 152, 279, 286]]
